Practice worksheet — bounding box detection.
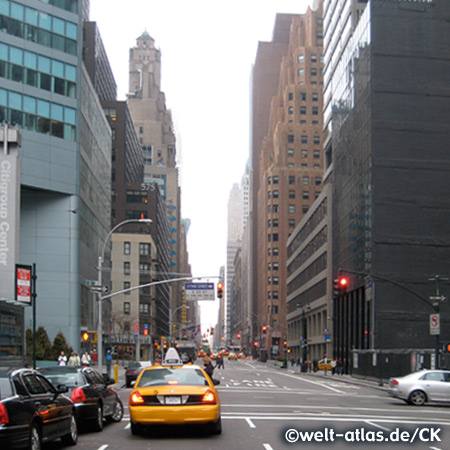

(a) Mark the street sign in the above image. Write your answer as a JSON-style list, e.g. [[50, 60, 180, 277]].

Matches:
[[184, 282, 215, 301], [430, 313, 440, 335], [430, 295, 446, 302], [89, 285, 108, 293], [85, 280, 97, 287]]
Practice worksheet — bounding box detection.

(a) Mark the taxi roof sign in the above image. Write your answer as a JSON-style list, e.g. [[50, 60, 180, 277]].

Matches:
[[162, 347, 183, 366]]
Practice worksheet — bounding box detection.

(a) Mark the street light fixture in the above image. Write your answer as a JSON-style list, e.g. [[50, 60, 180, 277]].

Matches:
[[96, 218, 152, 374]]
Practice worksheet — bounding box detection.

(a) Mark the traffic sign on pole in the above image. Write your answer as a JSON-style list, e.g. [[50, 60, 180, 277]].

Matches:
[[184, 283, 215, 301], [430, 313, 440, 335]]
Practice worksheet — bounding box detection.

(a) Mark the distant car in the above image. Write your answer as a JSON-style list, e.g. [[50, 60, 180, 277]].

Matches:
[[317, 359, 332, 371], [388, 370, 450, 406], [228, 352, 237, 360], [125, 361, 152, 388], [129, 348, 221, 435], [40, 366, 123, 431], [0, 367, 78, 449]]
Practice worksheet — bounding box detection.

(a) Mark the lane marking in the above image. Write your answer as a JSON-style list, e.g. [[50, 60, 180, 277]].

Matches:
[[245, 418, 256, 428], [365, 420, 391, 431], [98, 446, 109, 450], [263, 444, 274, 450], [124, 423, 130, 429]]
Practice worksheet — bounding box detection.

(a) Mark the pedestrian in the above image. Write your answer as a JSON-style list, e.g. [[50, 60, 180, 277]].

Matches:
[[203, 353, 214, 378], [57, 351, 67, 366], [106, 349, 112, 377], [68, 351, 80, 366], [216, 353, 225, 369], [331, 359, 337, 375], [337, 359, 343, 375], [81, 351, 91, 367]]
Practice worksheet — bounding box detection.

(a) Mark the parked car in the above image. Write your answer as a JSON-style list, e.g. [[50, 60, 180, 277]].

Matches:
[[39, 366, 123, 431], [388, 369, 450, 406], [128, 348, 221, 435], [125, 361, 152, 388], [0, 367, 78, 449]]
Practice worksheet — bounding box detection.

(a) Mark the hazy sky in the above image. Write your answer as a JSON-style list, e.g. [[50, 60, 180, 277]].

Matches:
[[89, 0, 310, 328]]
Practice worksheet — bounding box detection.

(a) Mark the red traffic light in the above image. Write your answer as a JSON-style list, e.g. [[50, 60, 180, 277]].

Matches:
[[143, 329, 148, 336], [217, 281, 224, 299], [338, 277, 348, 288]]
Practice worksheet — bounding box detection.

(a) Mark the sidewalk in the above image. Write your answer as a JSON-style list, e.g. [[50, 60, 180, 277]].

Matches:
[[259, 359, 388, 391]]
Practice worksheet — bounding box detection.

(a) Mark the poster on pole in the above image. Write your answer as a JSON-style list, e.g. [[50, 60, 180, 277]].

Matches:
[[15, 264, 32, 304]]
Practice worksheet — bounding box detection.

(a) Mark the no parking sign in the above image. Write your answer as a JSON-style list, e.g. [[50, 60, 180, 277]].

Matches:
[[430, 313, 440, 335]]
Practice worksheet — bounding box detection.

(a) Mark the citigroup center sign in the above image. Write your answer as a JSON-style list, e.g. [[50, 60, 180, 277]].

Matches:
[[0, 126, 21, 300]]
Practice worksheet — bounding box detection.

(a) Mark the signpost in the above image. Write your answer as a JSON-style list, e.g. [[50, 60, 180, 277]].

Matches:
[[184, 282, 215, 301]]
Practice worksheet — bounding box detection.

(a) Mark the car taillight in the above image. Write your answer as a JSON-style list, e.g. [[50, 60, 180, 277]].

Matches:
[[201, 390, 216, 404], [392, 379, 399, 386], [71, 387, 86, 403], [0, 403, 9, 424], [130, 391, 145, 405]]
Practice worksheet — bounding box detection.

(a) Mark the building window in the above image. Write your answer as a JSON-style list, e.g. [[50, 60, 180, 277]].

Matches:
[[124, 242, 131, 255], [272, 219, 279, 227], [289, 219, 295, 227], [140, 303, 149, 314], [268, 234, 271, 243], [124, 281, 131, 294], [273, 291, 279, 299], [312, 107, 319, 115], [287, 148, 294, 157], [288, 92, 293, 100], [314, 150, 320, 159], [288, 134, 294, 143], [273, 248, 279, 256], [302, 205, 309, 213], [268, 248, 271, 257], [312, 93, 319, 101], [273, 262, 279, 271], [300, 106, 306, 115], [272, 305, 278, 314], [139, 243, 150, 256], [289, 205, 296, 214], [303, 191, 310, 199], [302, 176, 310, 185], [272, 205, 279, 213], [288, 106, 293, 115], [311, 68, 317, 77], [273, 233, 279, 242], [268, 277, 271, 285], [289, 176, 295, 185], [289, 190, 295, 199], [139, 262, 150, 273], [298, 68, 304, 77], [301, 149, 308, 158], [301, 135, 308, 144], [313, 136, 320, 144], [311, 54, 317, 62], [273, 176, 279, 184], [268, 191, 272, 199], [298, 55, 304, 63], [124, 262, 130, 275], [273, 190, 279, 199], [267, 176, 271, 185], [300, 92, 306, 101], [315, 177, 322, 186], [124, 302, 130, 314]]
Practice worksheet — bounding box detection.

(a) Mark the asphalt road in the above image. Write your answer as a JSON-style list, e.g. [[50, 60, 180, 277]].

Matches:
[[45, 359, 450, 450]]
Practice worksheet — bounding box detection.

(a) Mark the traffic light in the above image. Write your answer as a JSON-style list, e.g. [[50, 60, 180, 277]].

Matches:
[[143, 323, 148, 336], [81, 331, 97, 343], [210, 327, 214, 335], [237, 333, 241, 339], [82, 331, 89, 342], [262, 325, 267, 334], [445, 343, 450, 353], [333, 276, 349, 295], [217, 281, 223, 299]]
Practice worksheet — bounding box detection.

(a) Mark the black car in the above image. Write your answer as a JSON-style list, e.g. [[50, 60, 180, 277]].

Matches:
[[125, 361, 152, 388], [39, 366, 123, 431], [0, 367, 78, 449]]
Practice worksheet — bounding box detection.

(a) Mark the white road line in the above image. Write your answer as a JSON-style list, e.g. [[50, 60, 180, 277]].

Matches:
[[245, 418, 256, 428], [124, 423, 130, 429], [263, 444, 274, 450], [98, 446, 109, 450], [365, 420, 391, 431], [280, 372, 344, 394]]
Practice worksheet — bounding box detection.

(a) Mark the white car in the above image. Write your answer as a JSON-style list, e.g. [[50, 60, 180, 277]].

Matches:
[[388, 370, 450, 406]]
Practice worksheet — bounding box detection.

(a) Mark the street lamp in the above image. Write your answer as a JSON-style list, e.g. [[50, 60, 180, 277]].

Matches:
[[169, 305, 190, 343], [96, 218, 152, 374]]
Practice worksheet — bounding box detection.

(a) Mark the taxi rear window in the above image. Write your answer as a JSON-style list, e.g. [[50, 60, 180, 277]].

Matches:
[[137, 368, 207, 387]]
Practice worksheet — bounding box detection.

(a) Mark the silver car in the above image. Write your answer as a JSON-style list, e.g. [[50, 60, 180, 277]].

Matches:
[[388, 370, 450, 406]]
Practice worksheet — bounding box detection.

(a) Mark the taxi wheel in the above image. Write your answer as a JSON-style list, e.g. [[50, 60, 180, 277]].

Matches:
[[130, 421, 143, 435], [210, 417, 222, 435]]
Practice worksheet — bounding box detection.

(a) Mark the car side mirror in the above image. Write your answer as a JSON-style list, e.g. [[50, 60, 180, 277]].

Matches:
[[56, 384, 69, 393]]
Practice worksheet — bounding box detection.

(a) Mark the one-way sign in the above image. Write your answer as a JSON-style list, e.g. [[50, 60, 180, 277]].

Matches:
[[185, 282, 215, 301]]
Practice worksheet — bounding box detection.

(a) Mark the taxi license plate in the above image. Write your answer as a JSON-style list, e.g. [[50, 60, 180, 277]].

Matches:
[[165, 396, 181, 405]]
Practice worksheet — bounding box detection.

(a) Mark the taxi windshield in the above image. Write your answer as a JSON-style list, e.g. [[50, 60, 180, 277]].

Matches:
[[137, 368, 207, 387]]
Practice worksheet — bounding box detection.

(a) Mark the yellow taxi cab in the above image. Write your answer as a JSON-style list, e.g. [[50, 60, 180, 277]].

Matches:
[[317, 359, 333, 371], [129, 348, 221, 435]]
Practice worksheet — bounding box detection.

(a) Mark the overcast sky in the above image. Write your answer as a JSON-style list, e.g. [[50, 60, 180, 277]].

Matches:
[[89, 0, 311, 328]]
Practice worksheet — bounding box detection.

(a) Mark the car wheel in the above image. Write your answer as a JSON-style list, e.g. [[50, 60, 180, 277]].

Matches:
[[29, 423, 42, 450], [409, 390, 427, 406], [61, 412, 78, 446], [210, 417, 222, 435], [130, 421, 143, 435], [92, 404, 104, 431], [107, 398, 124, 422]]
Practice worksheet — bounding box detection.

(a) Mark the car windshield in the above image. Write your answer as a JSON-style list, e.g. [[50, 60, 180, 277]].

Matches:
[[41, 371, 85, 388], [0, 378, 13, 399], [137, 368, 207, 387]]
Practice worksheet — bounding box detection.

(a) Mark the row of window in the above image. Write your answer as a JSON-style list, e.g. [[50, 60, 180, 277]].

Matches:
[[0, 87, 76, 140], [268, 204, 311, 215], [123, 302, 151, 315], [287, 92, 320, 102], [287, 149, 321, 159], [297, 54, 324, 64], [268, 218, 299, 228], [298, 68, 323, 78], [39, 0, 78, 14], [288, 135, 321, 145], [123, 242, 151, 256], [0, 1, 77, 55]]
